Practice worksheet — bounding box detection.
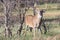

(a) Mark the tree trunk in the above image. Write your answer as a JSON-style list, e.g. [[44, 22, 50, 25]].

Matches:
[[3, 0, 12, 37], [4, 5, 12, 37], [17, 0, 26, 35]]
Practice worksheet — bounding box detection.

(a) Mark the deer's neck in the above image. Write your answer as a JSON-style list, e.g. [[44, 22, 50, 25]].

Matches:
[[36, 13, 42, 19]]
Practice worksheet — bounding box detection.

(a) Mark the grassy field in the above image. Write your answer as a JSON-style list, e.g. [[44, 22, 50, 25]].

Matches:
[[0, 4, 60, 40], [0, 10, 60, 40]]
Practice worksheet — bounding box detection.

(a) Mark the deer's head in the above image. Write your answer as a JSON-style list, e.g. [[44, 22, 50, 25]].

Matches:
[[35, 8, 42, 18]]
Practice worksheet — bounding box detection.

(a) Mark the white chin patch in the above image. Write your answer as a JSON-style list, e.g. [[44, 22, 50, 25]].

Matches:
[[38, 15, 42, 18]]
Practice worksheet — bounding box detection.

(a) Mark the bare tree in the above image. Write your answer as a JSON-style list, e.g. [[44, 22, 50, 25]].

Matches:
[[2, 0, 12, 37]]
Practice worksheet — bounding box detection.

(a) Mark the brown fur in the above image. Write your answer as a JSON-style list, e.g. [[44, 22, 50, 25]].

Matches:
[[25, 13, 41, 28]]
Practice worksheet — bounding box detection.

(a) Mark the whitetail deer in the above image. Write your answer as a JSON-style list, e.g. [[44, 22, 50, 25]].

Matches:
[[24, 8, 44, 37], [25, 9, 47, 34]]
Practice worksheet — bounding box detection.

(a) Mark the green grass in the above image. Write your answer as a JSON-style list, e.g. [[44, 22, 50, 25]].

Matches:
[[0, 15, 60, 40]]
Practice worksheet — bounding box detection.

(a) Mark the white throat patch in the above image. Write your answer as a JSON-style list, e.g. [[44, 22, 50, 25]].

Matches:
[[37, 14, 42, 18]]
